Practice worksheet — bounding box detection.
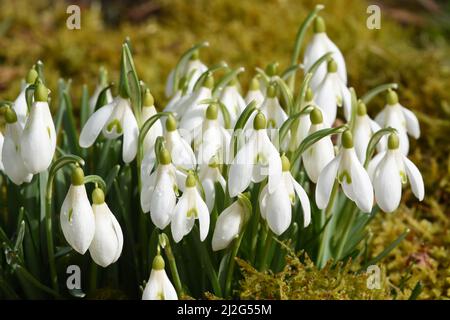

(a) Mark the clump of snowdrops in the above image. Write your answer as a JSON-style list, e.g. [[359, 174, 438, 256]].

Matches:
[[0, 5, 424, 299]]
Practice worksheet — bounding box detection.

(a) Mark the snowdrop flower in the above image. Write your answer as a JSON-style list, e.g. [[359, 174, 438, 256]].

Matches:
[[352, 101, 384, 163], [259, 84, 288, 129], [171, 173, 210, 243], [165, 50, 208, 98], [79, 94, 138, 163], [142, 255, 178, 300], [316, 130, 374, 213], [212, 196, 250, 251], [20, 82, 56, 174], [89, 67, 113, 114], [60, 167, 95, 254], [163, 76, 190, 118], [1, 108, 33, 185], [89, 187, 123, 267], [368, 133, 424, 212], [13, 69, 38, 126], [141, 148, 180, 229], [303, 17, 347, 90], [228, 112, 282, 197], [245, 76, 264, 108], [314, 59, 351, 125], [219, 78, 247, 127], [259, 155, 311, 235], [289, 87, 316, 152], [179, 74, 214, 134], [198, 156, 226, 212], [375, 90, 420, 155], [302, 108, 335, 183], [164, 114, 196, 170]]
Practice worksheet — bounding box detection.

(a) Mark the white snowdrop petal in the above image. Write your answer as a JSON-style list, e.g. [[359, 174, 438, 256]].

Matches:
[[196, 192, 210, 241], [374, 152, 402, 212], [401, 107, 420, 139], [150, 172, 176, 229], [79, 102, 114, 148], [140, 170, 157, 213], [348, 151, 374, 213], [122, 106, 139, 163], [162, 272, 178, 300], [212, 202, 242, 251], [170, 196, 190, 243], [315, 154, 341, 209], [291, 175, 311, 227], [265, 187, 291, 235], [402, 155, 425, 201], [228, 135, 255, 197]]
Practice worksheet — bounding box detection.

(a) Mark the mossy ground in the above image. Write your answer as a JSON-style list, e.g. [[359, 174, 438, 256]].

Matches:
[[0, 0, 449, 299]]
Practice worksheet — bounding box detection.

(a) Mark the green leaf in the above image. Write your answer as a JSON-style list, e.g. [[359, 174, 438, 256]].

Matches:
[[363, 229, 409, 268], [63, 89, 81, 155], [361, 83, 398, 105], [363, 127, 397, 168], [212, 67, 245, 97], [348, 88, 358, 131], [94, 84, 114, 111], [231, 100, 258, 157], [105, 165, 121, 193], [279, 105, 314, 143], [281, 64, 302, 81], [408, 281, 423, 300], [83, 175, 107, 192], [273, 77, 294, 116], [80, 85, 90, 127], [14, 220, 25, 253], [255, 67, 270, 85], [192, 62, 228, 92]]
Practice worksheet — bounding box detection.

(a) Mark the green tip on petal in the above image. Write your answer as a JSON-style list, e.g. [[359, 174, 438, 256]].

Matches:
[[203, 74, 214, 89], [5, 108, 17, 124], [143, 89, 154, 107], [281, 155, 290, 172], [386, 89, 398, 105], [206, 103, 218, 120], [265, 62, 278, 77], [186, 174, 197, 188], [166, 114, 177, 132], [388, 133, 399, 150], [159, 148, 172, 165], [357, 101, 367, 116], [152, 255, 165, 270], [327, 59, 337, 73], [313, 16, 326, 33], [253, 112, 267, 130], [71, 167, 85, 186], [305, 87, 314, 102], [92, 188, 105, 205], [190, 50, 200, 60], [310, 108, 323, 124], [26, 69, 38, 84], [34, 81, 48, 102], [342, 130, 353, 149], [267, 84, 277, 98]]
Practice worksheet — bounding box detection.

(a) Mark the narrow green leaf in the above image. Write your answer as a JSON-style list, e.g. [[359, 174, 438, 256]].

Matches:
[[361, 83, 398, 105], [363, 229, 409, 268], [363, 127, 397, 168]]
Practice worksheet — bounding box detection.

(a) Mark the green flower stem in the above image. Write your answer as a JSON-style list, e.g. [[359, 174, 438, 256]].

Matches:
[[259, 225, 274, 271], [335, 202, 358, 260], [89, 260, 98, 293], [316, 180, 339, 269], [161, 234, 184, 297], [224, 232, 245, 297], [16, 265, 60, 298], [248, 183, 261, 264]]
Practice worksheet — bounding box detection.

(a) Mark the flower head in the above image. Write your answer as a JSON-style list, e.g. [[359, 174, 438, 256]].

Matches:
[[245, 76, 264, 108], [142, 255, 178, 300], [219, 78, 247, 127], [259, 84, 288, 129]]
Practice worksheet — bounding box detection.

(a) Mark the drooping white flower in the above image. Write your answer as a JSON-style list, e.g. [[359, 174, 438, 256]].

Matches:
[[259, 84, 288, 129], [303, 16, 347, 90], [1, 108, 33, 185], [20, 82, 56, 174], [141, 148, 181, 230], [60, 168, 95, 254], [259, 155, 311, 235], [12, 68, 38, 126], [198, 158, 226, 212], [375, 90, 420, 155], [368, 133, 424, 212], [219, 79, 247, 127], [314, 59, 351, 125], [88, 187, 123, 267], [212, 196, 250, 251], [302, 108, 335, 183], [79, 95, 139, 164], [163, 76, 191, 118], [289, 87, 317, 152], [164, 114, 196, 170], [245, 76, 265, 108], [142, 255, 178, 300], [171, 174, 210, 243], [165, 50, 208, 98], [228, 112, 282, 197], [89, 67, 113, 114], [316, 130, 374, 213]]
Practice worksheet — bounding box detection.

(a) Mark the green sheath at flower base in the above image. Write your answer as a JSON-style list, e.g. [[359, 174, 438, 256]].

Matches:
[[357, 101, 367, 116], [34, 82, 48, 102], [71, 167, 85, 186], [203, 74, 214, 89], [267, 84, 277, 98], [5, 108, 17, 123], [327, 59, 337, 73], [281, 155, 291, 172], [249, 76, 260, 91], [166, 114, 177, 132], [227, 77, 238, 87], [92, 187, 105, 205], [206, 103, 218, 120], [313, 16, 326, 33], [386, 89, 398, 105], [305, 87, 314, 102], [310, 108, 323, 124], [26, 69, 38, 84], [388, 133, 400, 150], [143, 89, 154, 107], [190, 49, 200, 61], [159, 148, 172, 165], [342, 130, 354, 149], [253, 112, 267, 130], [265, 62, 278, 77], [186, 174, 197, 188], [152, 255, 165, 270]]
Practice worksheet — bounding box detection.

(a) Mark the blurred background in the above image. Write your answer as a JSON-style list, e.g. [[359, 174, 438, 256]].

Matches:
[[0, 0, 449, 298]]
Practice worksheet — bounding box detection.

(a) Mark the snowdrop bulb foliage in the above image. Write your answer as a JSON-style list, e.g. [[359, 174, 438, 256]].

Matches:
[[13, 69, 38, 126], [142, 255, 178, 300], [303, 17, 347, 90], [89, 67, 113, 114], [259, 155, 311, 235], [219, 78, 247, 127], [302, 108, 335, 183], [259, 84, 288, 129], [316, 130, 374, 213], [20, 82, 56, 174], [314, 59, 351, 125], [88, 188, 123, 267], [60, 168, 95, 254], [368, 133, 424, 212], [171, 174, 210, 243], [375, 90, 420, 155], [79, 95, 138, 163], [164, 114, 196, 170], [2, 108, 33, 185], [228, 112, 282, 197], [245, 76, 264, 108]]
